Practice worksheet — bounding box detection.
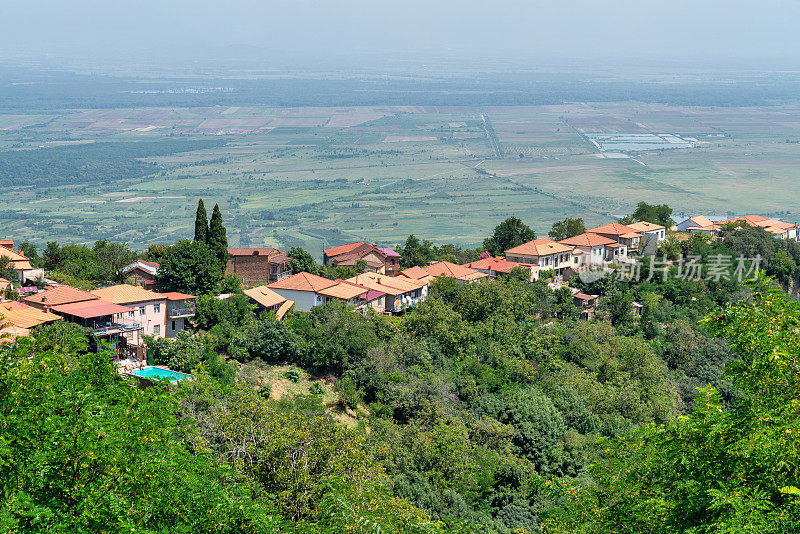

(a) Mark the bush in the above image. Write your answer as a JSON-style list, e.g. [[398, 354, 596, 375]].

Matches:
[[284, 366, 301, 383], [309, 382, 325, 395]]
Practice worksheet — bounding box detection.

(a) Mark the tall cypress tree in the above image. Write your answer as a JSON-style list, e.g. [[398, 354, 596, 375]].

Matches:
[[208, 203, 228, 268], [194, 199, 208, 243]]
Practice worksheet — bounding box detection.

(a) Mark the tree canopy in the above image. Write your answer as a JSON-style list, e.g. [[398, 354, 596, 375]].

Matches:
[[483, 217, 537, 256], [156, 239, 223, 295], [548, 217, 586, 241]]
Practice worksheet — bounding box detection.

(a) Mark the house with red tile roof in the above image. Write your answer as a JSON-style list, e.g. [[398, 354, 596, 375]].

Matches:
[[267, 271, 383, 312], [323, 242, 393, 275], [243, 286, 294, 319], [159, 291, 197, 337], [718, 215, 798, 240], [559, 233, 627, 266], [504, 238, 577, 277], [626, 221, 666, 243], [50, 299, 143, 359], [346, 272, 427, 314], [400, 261, 488, 283], [121, 260, 160, 288], [463, 255, 538, 281], [226, 247, 293, 287], [92, 284, 167, 342], [23, 285, 99, 311], [586, 223, 643, 248], [0, 239, 44, 283], [267, 272, 341, 312]]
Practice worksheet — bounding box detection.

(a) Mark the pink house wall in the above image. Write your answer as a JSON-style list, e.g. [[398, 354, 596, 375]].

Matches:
[[115, 298, 167, 345]]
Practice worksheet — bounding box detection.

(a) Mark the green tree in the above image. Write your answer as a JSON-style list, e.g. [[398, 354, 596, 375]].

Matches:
[[400, 234, 434, 268], [17, 241, 39, 267], [194, 198, 208, 243], [142, 243, 168, 262], [208, 203, 228, 269], [624, 201, 674, 227], [287, 246, 319, 275], [543, 274, 800, 534], [549, 217, 586, 241], [0, 342, 282, 532], [156, 240, 222, 295], [483, 217, 536, 256]]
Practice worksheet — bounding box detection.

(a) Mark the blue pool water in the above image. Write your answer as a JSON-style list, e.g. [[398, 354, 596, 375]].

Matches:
[[131, 366, 189, 382]]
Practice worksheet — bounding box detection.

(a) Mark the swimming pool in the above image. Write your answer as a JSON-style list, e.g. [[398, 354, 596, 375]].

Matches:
[[131, 366, 190, 382]]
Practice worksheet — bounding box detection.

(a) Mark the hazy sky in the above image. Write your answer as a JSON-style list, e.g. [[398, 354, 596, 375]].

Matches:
[[2, 0, 799, 66]]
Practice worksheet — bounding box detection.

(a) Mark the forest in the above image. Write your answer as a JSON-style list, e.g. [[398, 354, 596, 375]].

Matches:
[[3, 216, 800, 532]]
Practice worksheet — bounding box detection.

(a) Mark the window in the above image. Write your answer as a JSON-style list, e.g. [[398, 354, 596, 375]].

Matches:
[[154, 303, 160, 313], [171, 320, 176, 331], [574, 257, 579, 264], [128, 311, 134, 317], [153, 325, 160, 336], [139, 306, 146, 315]]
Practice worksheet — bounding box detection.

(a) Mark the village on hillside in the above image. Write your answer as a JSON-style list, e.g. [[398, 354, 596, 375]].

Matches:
[[1, 208, 796, 381]]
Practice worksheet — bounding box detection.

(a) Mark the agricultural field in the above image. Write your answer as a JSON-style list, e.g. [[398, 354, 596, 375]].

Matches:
[[3, 101, 800, 256]]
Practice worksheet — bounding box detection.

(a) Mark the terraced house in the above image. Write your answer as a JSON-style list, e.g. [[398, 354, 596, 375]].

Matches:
[[91, 285, 167, 343], [504, 238, 576, 278]]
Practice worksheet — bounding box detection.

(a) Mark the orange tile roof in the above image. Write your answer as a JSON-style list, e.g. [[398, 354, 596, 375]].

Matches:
[[588, 223, 643, 237], [0, 301, 62, 328], [688, 215, 713, 227], [227, 247, 282, 256], [0, 246, 32, 270], [720, 215, 796, 233], [23, 286, 99, 307], [347, 272, 426, 296], [317, 282, 369, 301], [158, 291, 196, 301], [243, 286, 289, 308], [625, 221, 666, 232], [505, 238, 573, 256], [464, 256, 533, 274], [268, 272, 337, 293], [275, 300, 294, 320], [0, 324, 29, 342], [559, 233, 618, 247], [324, 242, 367, 256], [423, 261, 488, 282], [91, 284, 166, 304], [400, 266, 429, 279]]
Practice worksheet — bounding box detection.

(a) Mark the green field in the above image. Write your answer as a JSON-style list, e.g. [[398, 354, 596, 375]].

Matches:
[[3, 101, 800, 255]]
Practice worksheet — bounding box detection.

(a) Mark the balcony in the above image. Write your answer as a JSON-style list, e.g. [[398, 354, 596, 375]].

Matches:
[[92, 322, 142, 337], [167, 306, 195, 319]]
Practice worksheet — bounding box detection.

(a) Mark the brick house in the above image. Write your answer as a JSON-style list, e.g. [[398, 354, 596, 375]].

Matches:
[[225, 248, 293, 287], [323, 242, 396, 275], [121, 260, 160, 288]]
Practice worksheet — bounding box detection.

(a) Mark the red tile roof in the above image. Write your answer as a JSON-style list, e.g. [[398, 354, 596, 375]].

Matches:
[[227, 247, 282, 257], [505, 238, 573, 256], [559, 233, 618, 247], [587, 223, 643, 237], [159, 291, 196, 301], [324, 242, 367, 257], [50, 300, 134, 319], [465, 256, 530, 274], [243, 286, 289, 308], [423, 261, 488, 282], [268, 272, 337, 292]]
